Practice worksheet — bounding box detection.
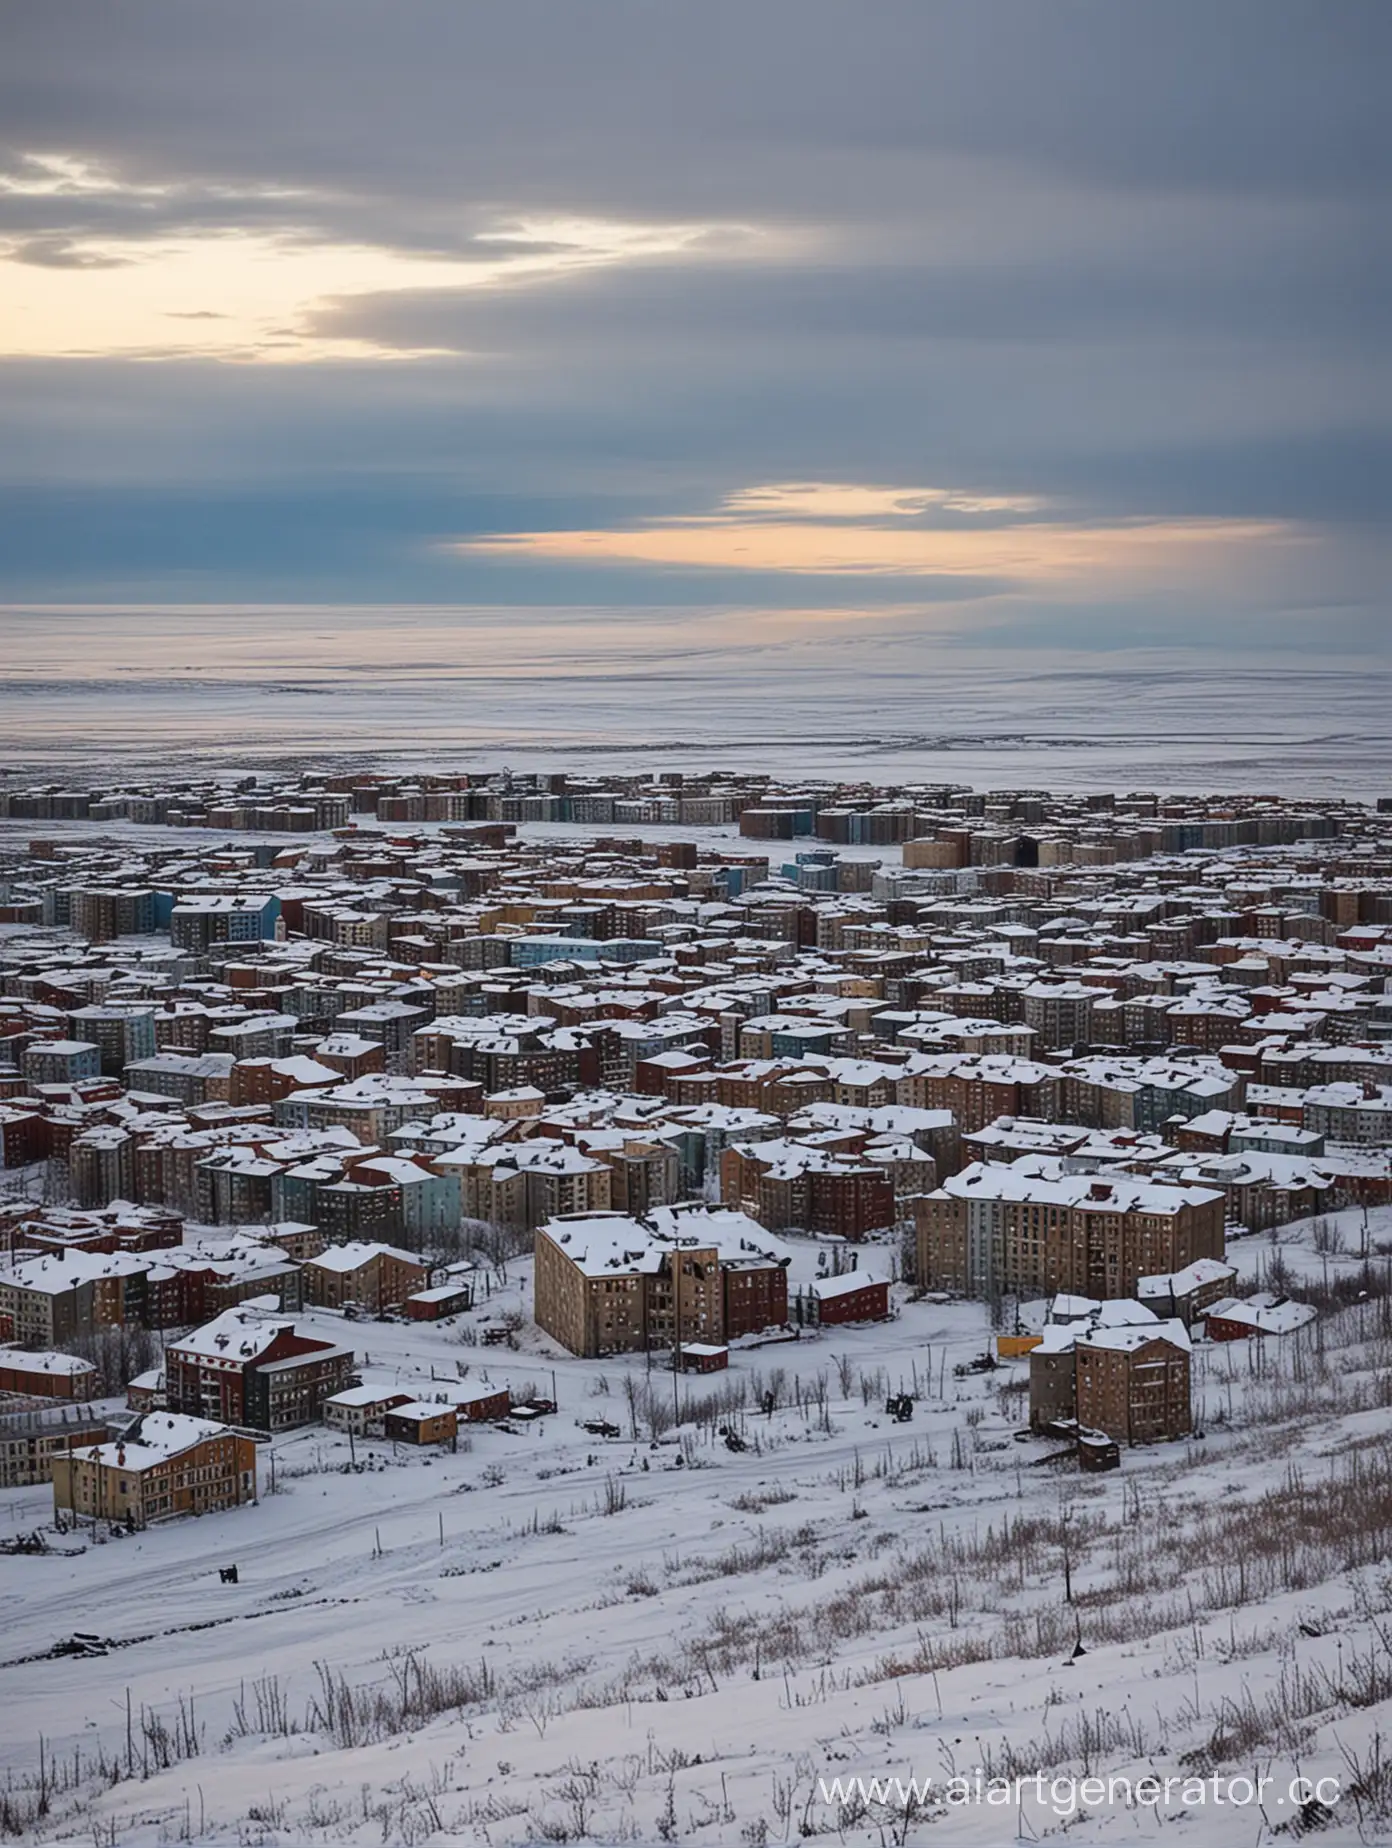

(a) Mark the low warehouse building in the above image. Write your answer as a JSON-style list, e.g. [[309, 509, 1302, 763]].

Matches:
[[382, 1401, 458, 1446], [796, 1272, 890, 1326], [450, 1382, 511, 1423]]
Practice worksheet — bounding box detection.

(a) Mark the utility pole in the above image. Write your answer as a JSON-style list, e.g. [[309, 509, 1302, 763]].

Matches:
[[672, 1256, 682, 1428]]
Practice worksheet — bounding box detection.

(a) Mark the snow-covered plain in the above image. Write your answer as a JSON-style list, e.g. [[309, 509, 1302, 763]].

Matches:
[[2, 606, 1390, 794], [3, 1215, 1391, 1845]]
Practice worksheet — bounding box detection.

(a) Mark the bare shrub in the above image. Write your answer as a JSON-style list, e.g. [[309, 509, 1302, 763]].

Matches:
[[728, 1486, 798, 1514]]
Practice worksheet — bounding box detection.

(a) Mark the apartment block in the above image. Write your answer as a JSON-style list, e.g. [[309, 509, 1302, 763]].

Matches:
[[915, 1161, 1224, 1299]]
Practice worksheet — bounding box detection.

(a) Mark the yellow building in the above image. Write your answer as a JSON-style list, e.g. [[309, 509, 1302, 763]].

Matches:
[[52, 1413, 257, 1527]]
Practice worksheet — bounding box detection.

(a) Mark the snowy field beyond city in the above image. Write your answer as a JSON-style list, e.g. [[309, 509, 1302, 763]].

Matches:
[[2, 608, 1390, 796], [3, 1209, 1391, 1846]]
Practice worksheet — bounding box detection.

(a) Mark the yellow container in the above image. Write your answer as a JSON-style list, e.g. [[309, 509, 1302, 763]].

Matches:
[[996, 1333, 1043, 1359]]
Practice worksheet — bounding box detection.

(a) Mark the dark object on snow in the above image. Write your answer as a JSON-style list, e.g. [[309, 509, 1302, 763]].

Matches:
[[885, 1393, 914, 1422], [0, 1530, 49, 1556], [582, 1419, 621, 1438], [53, 1633, 110, 1658], [1077, 1430, 1121, 1472], [1295, 1796, 1336, 1833], [219, 1564, 239, 1584]]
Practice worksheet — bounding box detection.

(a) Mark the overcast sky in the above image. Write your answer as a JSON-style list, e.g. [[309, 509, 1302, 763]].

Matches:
[[1, 1, 1386, 657]]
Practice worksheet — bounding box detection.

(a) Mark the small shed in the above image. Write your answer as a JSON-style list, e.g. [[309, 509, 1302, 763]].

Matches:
[[1078, 1427, 1121, 1472], [382, 1401, 459, 1447], [679, 1343, 729, 1374], [451, 1382, 511, 1423], [405, 1282, 473, 1321]]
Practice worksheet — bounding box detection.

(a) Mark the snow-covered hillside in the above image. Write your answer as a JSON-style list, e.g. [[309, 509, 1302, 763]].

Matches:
[[3, 1227, 1391, 1846]]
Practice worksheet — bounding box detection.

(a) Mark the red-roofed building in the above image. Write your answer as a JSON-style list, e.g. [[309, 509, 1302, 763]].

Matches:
[[165, 1308, 353, 1433]]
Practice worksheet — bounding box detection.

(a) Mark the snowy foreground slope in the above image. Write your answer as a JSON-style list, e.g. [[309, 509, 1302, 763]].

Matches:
[[3, 1225, 1391, 1846]]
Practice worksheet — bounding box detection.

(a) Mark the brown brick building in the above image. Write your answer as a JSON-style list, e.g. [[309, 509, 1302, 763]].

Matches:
[[1075, 1327, 1192, 1444], [1029, 1315, 1192, 1444], [720, 1141, 896, 1240], [895, 1055, 1060, 1134], [534, 1207, 788, 1357], [301, 1242, 428, 1313], [721, 1257, 789, 1339], [914, 1163, 1225, 1299]]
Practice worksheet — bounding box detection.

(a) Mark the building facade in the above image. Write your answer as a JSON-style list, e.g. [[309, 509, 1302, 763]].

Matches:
[[52, 1414, 257, 1526], [165, 1310, 354, 1433], [914, 1162, 1224, 1299]]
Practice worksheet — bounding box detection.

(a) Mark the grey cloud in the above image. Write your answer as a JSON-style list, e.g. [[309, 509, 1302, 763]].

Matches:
[[2, 2, 1386, 211], [0, 0, 1385, 632], [5, 234, 137, 267], [305, 226, 1388, 360]]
